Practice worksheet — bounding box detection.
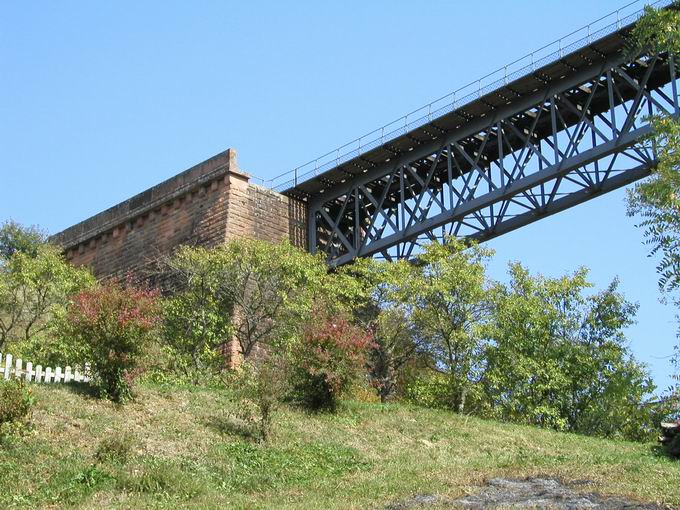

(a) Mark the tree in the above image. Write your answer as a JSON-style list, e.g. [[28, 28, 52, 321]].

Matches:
[[671, 345, 680, 419], [0, 220, 47, 262], [161, 246, 233, 381], [406, 238, 494, 413], [628, 4, 680, 58], [341, 258, 418, 402], [626, 4, 680, 293], [627, 2, 680, 403], [0, 244, 94, 355], [157, 240, 355, 374], [217, 239, 334, 358], [484, 263, 656, 439], [627, 115, 680, 295]]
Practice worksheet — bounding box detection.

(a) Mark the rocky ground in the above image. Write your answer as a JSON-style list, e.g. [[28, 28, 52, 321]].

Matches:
[[387, 478, 672, 510]]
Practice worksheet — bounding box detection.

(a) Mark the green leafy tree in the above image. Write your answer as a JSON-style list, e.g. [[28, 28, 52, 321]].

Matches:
[[627, 3, 680, 402], [627, 115, 680, 295], [484, 263, 656, 439], [341, 258, 418, 402], [158, 240, 355, 377], [670, 344, 680, 418], [406, 238, 494, 413], [0, 220, 47, 261], [217, 239, 335, 358], [369, 307, 418, 403], [629, 4, 680, 58], [0, 244, 94, 356], [161, 246, 233, 381]]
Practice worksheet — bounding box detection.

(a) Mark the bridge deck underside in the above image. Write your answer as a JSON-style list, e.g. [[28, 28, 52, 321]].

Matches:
[[303, 40, 678, 265]]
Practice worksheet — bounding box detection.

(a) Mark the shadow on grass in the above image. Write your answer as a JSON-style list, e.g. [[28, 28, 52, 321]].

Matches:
[[59, 381, 99, 399], [649, 443, 678, 461], [205, 415, 259, 441]]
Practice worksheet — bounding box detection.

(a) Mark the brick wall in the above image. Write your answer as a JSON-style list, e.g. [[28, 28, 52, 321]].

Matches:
[[51, 148, 308, 281]]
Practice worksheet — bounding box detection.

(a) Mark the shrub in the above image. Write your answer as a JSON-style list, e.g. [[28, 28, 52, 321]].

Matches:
[[64, 280, 160, 402], [0, 379, 34, 442], [73, 464, 111, 489], [224, 357, 287, 442], [289, 310, 373, 411], [403, 372, 453, 410], [116, 457, 202, 496], [95, 431, 136, 463]]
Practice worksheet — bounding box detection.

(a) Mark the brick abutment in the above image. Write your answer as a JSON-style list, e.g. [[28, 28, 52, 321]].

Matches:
[[50, 148, 309, 367]]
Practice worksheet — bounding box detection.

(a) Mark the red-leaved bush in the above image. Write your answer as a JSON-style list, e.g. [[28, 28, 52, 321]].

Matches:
[[290, 309, 373, 411], [66, 280, 159, 402]]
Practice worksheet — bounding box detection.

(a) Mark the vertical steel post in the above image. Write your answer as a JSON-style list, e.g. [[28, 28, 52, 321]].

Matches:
[[550, 96, 559, 165], [308, 203, 318, 255], [607, 70, 617, 138], [354, 187, 361, 252]]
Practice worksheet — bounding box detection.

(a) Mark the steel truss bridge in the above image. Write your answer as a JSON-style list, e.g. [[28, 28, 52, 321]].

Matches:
[[274, 0, 679, 265]]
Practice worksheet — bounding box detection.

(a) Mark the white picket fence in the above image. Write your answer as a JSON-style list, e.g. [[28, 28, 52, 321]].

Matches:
[[0, 352, 90, 384]]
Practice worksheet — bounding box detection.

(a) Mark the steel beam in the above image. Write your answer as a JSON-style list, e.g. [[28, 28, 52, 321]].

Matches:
[[308, 49, 678, 265]]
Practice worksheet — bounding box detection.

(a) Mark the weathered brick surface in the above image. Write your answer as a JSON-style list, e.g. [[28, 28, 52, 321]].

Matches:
[[51, 148, 308, 281]]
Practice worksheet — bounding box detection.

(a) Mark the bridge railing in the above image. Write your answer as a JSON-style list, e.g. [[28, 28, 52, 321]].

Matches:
[[264, 0, 673, 192]]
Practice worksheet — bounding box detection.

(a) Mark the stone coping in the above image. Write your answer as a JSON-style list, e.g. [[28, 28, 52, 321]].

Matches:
[[51, 148, 247, 250]]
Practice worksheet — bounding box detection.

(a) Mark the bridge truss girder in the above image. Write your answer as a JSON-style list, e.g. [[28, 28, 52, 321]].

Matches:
[[308, 52, 679, 265]]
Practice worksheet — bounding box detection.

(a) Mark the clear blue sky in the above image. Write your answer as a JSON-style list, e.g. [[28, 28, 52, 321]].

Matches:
[[1, 1, 676, 389]]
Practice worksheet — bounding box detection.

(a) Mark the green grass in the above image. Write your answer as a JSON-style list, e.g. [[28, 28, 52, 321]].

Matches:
[[0, 382, 678, 509]]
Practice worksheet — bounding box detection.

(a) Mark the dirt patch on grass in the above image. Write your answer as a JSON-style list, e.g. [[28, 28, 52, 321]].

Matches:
[[387, 478, 671, 509]]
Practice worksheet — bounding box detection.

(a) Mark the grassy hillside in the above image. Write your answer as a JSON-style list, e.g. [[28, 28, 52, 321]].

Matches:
[[0, 382, 678, 509]]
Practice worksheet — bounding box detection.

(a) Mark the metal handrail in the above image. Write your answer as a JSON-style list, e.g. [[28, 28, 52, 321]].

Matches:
[[264, 0, 672, 192]]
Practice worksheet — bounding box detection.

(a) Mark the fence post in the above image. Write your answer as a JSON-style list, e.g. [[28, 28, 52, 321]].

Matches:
[[4, 353, 12, 380], [0, 353, 90, 385]]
